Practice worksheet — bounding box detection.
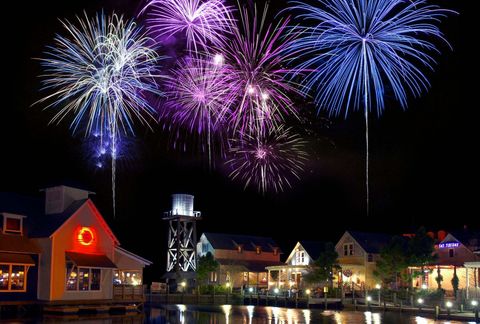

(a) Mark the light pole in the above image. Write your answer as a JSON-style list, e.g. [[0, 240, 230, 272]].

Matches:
[[446, 301, 453, 318], [366, 295, 372, 310], [375, 284, 381, 306], [417, 298, 424, 311], [471, 300, 478, 322]]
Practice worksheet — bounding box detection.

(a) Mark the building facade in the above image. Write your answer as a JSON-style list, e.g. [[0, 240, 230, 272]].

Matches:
[[335, 231, 390, 290], [266, 241, 325, 291], [197, 233, 283, 291], [0, 185, 151, 302], [410, 231, 480, 294]]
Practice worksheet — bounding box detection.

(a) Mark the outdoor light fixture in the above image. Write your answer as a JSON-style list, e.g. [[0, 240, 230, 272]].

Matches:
[[366, 296, 372, 302], [375, 283, 381, 289], [306, 289, 311, 295], [417, 298, 424, 304], [421, 284, 427, 290], [445, 301, 453, 308], [471, 300, 478, 307], [248, 287, 254, 293], [274, 288, 279, 294], [181, 281, 186, 288], [226, 282, 230, 288]]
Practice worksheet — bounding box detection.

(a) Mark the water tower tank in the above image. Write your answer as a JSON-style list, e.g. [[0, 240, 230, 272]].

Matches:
[[171, 194, 194, 216]]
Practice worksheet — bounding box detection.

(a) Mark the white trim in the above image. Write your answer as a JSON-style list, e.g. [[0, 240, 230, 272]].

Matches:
[[115, 246, 152, 266], [2, 213, 26, 235]]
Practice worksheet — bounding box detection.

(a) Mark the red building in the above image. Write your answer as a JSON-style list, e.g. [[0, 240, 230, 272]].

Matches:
[[0, 185, 151, 302]]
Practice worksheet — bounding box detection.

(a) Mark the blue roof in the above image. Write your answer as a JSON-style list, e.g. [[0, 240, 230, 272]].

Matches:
[[299, 241, 326, 260], [203, 232, 280, 253], [348, 231, 391, 254], [0, 192, 87, 238]]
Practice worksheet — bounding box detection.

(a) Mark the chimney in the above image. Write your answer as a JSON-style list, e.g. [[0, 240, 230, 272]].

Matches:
[[43, 185, 92, 215]]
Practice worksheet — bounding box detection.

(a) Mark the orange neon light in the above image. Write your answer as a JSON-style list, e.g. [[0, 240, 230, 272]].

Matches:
[[77, 227, 95, 246]]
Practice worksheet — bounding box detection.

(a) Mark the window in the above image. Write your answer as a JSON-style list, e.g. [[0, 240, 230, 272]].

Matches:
[[0, 264, 27, 292], [295, 250, 305, 265], [66, 262, 101, 291], [256, 246, 261, 254], [237, 245, 243, 253], [243, 272, 248, 282], [202, 243, 209, 253], [343, 243, 354, 256], [209, 271, 217, 282], [449, 249, 454, 258], [2, 215, 23, 234], [367, 254, 373, 262], [273, 248, 279, 256], [113, 270, 142, 286]]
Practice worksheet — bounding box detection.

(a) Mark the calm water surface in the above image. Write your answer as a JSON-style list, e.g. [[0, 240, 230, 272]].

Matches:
[[2, 305, 474, 323]]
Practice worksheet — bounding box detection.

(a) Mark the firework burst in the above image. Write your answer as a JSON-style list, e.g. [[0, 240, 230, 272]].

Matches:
[[285, 0, 453, 213], [216, 4, 303, 135], [36, 12, 163, 216], [226, 126, 308, 193], [165, 54, 236, 164], [141, 0, 234, 52]]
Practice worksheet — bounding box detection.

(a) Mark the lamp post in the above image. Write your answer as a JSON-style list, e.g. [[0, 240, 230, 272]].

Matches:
[[375, 284, 381, 306], [366, 295, 372, 310], [417, 298, 424, 311], [446, 301, 453, 318], [274, 287, 279, 306], [471, 300, 478, 322]]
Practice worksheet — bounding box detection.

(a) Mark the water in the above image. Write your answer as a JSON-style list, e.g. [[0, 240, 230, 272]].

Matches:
[[1, 305, 474, 323]]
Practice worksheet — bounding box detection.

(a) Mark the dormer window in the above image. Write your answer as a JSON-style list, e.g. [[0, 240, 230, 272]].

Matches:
[[256, 246, 261, 254], [273, 247, 279, 256], [2, 214, 24, 235], [237, 245, 243, 253]]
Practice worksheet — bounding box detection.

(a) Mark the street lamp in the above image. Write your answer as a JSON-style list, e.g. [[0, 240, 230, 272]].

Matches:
[[249, 287, 254, 294], [446, 301, 453, 318], [305, 289, 311, 296], [274, 288, 279, 294], [472, 300, 478, 322], [375, 284, 381, 305], [421, 284, 427, 290], [417, 298, 424, 311]]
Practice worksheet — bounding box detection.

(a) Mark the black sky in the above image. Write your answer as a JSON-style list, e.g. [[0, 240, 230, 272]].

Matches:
[[0, 0, 476, 280]]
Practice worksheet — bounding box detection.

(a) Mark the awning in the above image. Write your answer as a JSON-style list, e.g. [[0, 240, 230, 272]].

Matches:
[[0, 252, 35, 265], [66, 251, 117, 268]]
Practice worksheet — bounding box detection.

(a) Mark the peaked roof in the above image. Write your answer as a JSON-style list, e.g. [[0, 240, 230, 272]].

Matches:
[[27, 199, 87, 238], [445, 230, 480, 252], [299, 241, 326, 260], [347, 231, 391, 254], [202, 232, 280, 253]]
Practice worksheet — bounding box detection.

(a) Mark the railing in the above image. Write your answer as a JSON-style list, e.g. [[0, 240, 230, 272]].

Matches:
[[113, 285, 145, 301]]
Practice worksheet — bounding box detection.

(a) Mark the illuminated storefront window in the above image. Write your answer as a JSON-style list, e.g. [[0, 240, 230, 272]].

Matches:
[[113, 270, 142, 286], [0, 264, 27, 292], [66, 262, 101, 291]]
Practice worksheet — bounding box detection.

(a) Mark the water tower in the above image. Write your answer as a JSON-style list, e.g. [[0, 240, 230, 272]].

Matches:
[[164, 194, 201, 276]]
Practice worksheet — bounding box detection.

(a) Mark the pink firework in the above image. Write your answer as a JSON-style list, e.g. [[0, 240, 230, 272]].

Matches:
[[141, 0, 234, 52], [165, 54, 237, 163], [215, 4, 303, 135], [226, 126, 308, 193]]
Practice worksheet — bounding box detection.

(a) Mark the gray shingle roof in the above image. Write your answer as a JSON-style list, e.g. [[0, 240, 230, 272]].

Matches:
[[348, 231, 391, 254], [203, 232, 281, 253]]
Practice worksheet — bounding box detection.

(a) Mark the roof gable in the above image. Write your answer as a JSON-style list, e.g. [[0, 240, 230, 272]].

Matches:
[[347, 231, 391, 254]]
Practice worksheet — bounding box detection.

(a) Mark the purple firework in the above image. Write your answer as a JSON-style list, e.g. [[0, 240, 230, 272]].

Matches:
[[165, 54, 236, 163], [216, 4, 302, 135], [226, 126, 308, 193], [141, 0, 234, 52]]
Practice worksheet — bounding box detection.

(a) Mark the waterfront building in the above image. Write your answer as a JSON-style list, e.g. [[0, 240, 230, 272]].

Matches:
[[0, 185, 151, 302]]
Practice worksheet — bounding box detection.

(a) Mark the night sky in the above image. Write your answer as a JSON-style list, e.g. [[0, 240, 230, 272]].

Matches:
[[1, 0, 476, 281]]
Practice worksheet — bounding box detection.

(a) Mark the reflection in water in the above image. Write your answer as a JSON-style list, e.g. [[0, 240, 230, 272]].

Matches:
[[147, 305, 468, 324]]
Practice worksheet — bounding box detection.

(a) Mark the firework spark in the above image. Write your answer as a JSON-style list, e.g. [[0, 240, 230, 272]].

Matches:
[[141, 0, 234, 52], [165, 54, 236, 164], [226, 126, 308, 193], [216, 4, 303, 135], [286, 0, 453, 213], [36, 12, 162, 216]]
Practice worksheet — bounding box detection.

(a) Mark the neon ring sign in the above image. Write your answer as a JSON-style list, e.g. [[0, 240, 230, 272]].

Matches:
[[77, 227, 95, 246]]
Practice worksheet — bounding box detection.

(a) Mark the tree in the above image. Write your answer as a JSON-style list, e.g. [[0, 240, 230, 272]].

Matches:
[[304, 242, 339, 288], [451, 267, 459, 298], [196, 252, 219, 287], [374, 236, 408, 289], [407, 227, 437, 285]]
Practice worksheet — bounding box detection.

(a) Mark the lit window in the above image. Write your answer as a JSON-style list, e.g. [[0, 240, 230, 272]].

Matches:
[[0, 264, 27, 292], [113, 270, 142, 286], [449, 249, 454, 258], [210, 271, 217, 282], [256, 246, 261, 254], [65, 262, 101, 291], [237, 245, 243, 253]]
